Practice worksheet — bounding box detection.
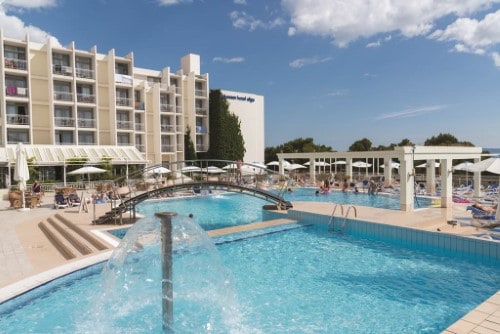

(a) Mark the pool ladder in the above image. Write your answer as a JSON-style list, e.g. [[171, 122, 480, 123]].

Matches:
[[328, 204, 357, 231], [327, 204, 344, 231]]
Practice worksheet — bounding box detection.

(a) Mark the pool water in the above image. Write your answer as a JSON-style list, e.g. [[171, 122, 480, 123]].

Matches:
[[282, 187, 432, 209], [1, 223, 498, 333]]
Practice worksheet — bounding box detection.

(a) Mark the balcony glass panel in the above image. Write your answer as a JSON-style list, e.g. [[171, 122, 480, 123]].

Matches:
[[117, 120, 133, 130], [116, 97, 132, 106], [6, 114, 29, 125], [54, 91, 73, 101], [54, 117, 75, 127], [77, 94, 95, 103], [78, 118, 96, 128]]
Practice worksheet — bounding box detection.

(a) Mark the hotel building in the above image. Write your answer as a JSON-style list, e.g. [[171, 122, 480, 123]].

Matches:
[[221, 90, 264, 164], [0, 31, 210, 187]]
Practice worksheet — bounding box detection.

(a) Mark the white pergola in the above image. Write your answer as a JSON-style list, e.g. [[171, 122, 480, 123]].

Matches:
[[278, 146, 483, 212]]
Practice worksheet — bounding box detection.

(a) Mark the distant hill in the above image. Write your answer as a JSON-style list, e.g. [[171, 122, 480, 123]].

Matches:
[[485, 148, 500, 155]]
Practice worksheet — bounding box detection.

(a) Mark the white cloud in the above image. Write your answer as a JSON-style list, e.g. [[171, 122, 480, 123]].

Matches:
[[492, 52, 500, 66], [375, 105, 447, 120], [289, 56, 333, 68], [157, 0, 193, 5], [213, 56, 245, 63], [281, 0, 497, 47], [234, 0, 247, 4], [429, 9, 500, 55], [0, 0, 60, 45], [229, 11, 285, 31], [366, 41, 381, 48]]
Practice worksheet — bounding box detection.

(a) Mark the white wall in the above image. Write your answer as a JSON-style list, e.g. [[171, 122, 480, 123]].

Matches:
[[221, 89, 264, 163]]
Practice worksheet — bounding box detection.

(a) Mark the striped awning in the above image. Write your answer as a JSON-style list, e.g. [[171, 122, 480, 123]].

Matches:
[[0, 145, 147, 166]]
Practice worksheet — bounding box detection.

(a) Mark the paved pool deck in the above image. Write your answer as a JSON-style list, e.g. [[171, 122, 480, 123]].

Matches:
[[0, 197, 498, 333]]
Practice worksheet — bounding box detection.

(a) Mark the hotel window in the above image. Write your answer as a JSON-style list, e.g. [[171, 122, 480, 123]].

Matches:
[[75, 56, 91, 70], [7, 129, 29, 144], [78, 131, 95, 145], [117, 133, 130, 145], [55, 130, 74, 145], [115, 62, 129, 75], [78, 108, 95, 128], [5, 75, 27, 96], [147, 77, 160, 84], [53, 53, 70, 67], [4, 45, 26, 60]]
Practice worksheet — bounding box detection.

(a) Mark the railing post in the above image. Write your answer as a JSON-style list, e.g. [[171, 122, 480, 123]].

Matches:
[[155, 212, 177, 333]]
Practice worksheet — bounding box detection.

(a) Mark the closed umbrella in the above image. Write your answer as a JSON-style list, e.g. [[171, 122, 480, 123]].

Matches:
[[14, 143, 30, 211]]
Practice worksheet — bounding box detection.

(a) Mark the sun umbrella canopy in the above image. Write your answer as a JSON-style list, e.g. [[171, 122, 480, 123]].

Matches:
[[416, 162, 441, 168], [202, 166, 225, 174], [14, 143, 30, 192], [180, 166, 202, 172], [332, 161, 346, 165], [466, 157, 500, 174], [453, 161, 474, 171], [266, 160, 291, 166], [285, 163, 307, 171], [380, 162, 400, 169], [68, 166, 107, 175], [147, 166, 171, 174], [304, 161, 330, 166], [352, 161, 372, 168]]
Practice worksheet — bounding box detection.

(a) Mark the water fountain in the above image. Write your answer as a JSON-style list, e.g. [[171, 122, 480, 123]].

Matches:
[[73, 212, 252, 333]]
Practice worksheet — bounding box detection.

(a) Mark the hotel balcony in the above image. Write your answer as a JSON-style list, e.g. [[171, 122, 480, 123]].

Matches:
[[77, 118, 96, 128], [135, 144, 146, 152], [176, 125, 183, 132], [115, 74, 132, 85], [195, 89, 206, 97], [195, 125, 207, 134], [5, 86, 28, 97], [160, 104, 173, 112], [161, 124, 175, 133], [175, 106, 182, 113], [77, 94, 95, 103], [55, 141, 74, 145], [4, 58, 27, 71], [116, 120, 133, 130], [6, 114, 29, 125], [195, 107, 207, 115], [134, 101, 145, 110], [176, 144, 183, 151], [53, 65, 73, 76], [116, 97, 132, 107], [196, 144, 206, 151], [54, 117, 75, 127], [135, 122, 145, 132], [75, 68, 94, 79], [54, 91, 73, 102], [161, 144, 175, 152]]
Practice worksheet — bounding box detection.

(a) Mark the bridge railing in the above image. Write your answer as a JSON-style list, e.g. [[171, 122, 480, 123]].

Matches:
[[111, 159, 293, 200]]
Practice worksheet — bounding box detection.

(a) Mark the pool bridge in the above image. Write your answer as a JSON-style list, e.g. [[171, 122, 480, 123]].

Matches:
[[93, 160, 293, 225]]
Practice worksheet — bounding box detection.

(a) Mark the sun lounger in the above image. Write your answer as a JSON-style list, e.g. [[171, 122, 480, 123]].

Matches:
[[466, 205, 495, 219]]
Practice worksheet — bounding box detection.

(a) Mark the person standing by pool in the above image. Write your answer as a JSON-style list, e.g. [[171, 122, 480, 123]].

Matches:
[[368, 179, 378, 195]]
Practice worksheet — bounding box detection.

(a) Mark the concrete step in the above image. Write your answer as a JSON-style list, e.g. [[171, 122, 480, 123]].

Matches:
[[38, 221, 77, 260]]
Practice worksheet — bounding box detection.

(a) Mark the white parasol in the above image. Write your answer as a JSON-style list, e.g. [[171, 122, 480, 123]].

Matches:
[[14, 143, 30, 211]]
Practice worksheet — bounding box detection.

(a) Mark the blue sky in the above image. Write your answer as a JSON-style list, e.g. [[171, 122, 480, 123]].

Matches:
[[2, 0, 500, 150]]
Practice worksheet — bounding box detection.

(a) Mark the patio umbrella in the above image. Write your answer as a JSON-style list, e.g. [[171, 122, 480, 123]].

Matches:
[[285, 163, 306, 171], [67, 166, 107, 188], [453, 161, 474, 186], [14, 143, 30, 211], [379, 161, 400, 169], [415, 162, 440, 168], [352, 161, 372, 168], [147, 166, 171, 174], [266, 160, 290, 166], [466, 157, 500, 174], [180, 166, 202, 173], [202, 166, 225, 174]]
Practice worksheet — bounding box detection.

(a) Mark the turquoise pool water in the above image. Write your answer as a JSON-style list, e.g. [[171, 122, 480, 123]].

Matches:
[[0, 222, 498, 333]]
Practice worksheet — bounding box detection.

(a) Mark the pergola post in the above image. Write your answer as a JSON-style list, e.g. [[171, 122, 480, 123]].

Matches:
[[440, 158, 453, 208]]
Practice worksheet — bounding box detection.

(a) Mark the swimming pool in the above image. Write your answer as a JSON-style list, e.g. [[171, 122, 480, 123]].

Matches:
[[0, 217, 498, 333], [282, 187, 432, 209]]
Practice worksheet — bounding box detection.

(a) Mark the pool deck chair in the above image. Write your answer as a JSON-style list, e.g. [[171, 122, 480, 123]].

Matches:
[[54, 194, 69, 209]]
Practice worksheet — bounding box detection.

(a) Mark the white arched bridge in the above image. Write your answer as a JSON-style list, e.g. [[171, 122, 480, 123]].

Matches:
[[93, 159, 294, 225]]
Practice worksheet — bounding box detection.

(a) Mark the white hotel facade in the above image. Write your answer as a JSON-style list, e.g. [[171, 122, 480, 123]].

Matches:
[[0, 31, 264, 188]]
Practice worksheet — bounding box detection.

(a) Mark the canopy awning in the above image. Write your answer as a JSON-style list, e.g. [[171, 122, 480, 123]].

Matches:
[[0, 145, 147, 166]]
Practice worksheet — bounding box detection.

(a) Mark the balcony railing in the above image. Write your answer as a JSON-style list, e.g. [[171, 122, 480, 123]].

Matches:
[[5, 86, 28, 97], [75, 68, 94, 79], [77, 118, 96, 128], [134, 101, 145, 110], [115, 74, 132, 85], [117, 141, 132, 146], [160, 104, 173, 112], [161, 124, 175, 133], [77, 94, 95, 103], [161, 144, 175, 152], [175, 106, 182, 113], [195, 107, 207, 115], [135, 123, 145, 131], [78, 140, 96, 145], [54, 117, 75, 127], [195, 89, 206, 97], [6, 114, 29, 125], [54, 91, 73, 101], [116, 120, 133, 130], [116, 97, 132, 107], [176, 144, 183, 151], [56, 141, 74, 145], [176, 125, 183, 132], [4, 58, 27, 70], [53, 65, 73, 76], [196, 144, 206, 151]]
